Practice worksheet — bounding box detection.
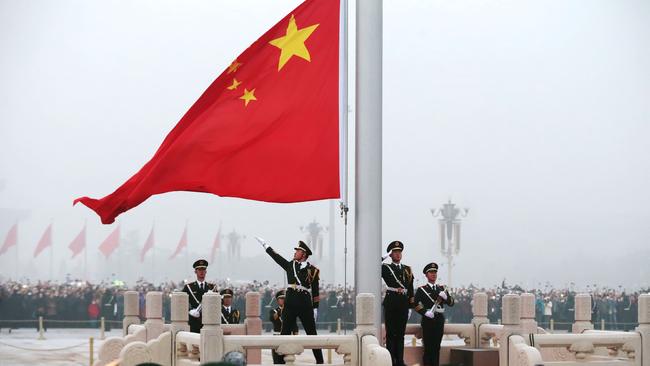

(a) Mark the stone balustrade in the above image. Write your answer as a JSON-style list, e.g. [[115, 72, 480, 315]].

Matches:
[[101, 289, 649, 366]]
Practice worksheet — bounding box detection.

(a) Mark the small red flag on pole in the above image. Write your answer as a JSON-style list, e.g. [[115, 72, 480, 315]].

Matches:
[[169, 226, 187, 260], [0, 223, 18, 256], [99, 226, 120, 258], [69, 225, 86, 259], [140, 226, 155, 262], [33, 224, 52, 258]]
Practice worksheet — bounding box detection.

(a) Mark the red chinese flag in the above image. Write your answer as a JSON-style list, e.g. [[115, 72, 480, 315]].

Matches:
[[140, 227, 155, 262], [69, 225, 86, 259], [33, 224, 52, 258], [210, 224, 222, 264], [169, 226, 187, 260], [74, 0, 340, 224], [0, 224, 18, 256], [99, 226, 120, 258]]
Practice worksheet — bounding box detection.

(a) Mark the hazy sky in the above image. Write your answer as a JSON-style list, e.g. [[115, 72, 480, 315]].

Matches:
[[1, 0, 649, 290]]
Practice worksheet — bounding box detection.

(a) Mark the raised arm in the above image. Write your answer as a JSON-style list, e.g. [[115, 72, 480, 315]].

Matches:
[[256, 236, 289, 268]]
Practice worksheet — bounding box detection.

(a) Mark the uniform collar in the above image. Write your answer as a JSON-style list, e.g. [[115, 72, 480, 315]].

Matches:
[[391, 262, 402, 268]]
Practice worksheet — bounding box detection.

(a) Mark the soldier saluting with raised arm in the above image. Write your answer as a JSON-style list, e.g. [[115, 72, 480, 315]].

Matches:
[[414, 262, 455, 366], [381, 240, 415, 366], [256, 237, 324, 364], [182, 259, 216, 333]]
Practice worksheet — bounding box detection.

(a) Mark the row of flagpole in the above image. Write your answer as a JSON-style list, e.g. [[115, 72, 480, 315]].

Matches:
[[0, 222, 223, 274]]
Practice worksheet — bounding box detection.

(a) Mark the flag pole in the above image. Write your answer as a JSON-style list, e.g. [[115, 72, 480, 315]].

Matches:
[[83, 222, 87, 282], [339, 0, 350, 295], [49, 221, 54, 280], [355, 0, 383, 337], [152, 220, 156, 284]]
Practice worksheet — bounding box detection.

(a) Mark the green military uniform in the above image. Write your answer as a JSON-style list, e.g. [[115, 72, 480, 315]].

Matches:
[[414, 262, 455, 366], [220, 289, 241, 324], [182, 259, 215, 333]]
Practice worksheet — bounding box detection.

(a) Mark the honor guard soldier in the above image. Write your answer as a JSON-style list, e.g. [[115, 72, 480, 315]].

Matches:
[[381, 240, 415, 366], [257, 237, 324, 364], [182, 259, 215, 333], [269, 290, 299, 364], [220, 289, 241, 324], [414, 262, 455, 366]]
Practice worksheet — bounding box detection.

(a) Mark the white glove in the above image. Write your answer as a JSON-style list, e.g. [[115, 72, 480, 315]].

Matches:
[[189, 309, 200, 318], [313, 308, 318, 319], [424, 310, 434, 319], [381, 253, 390, 261], [438, 291, 448, 301], [255, 236, 270, 250]]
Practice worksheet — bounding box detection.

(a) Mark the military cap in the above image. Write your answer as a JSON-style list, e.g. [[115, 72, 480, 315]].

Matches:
[[220, 288, 234, 298], [193, 259, 208, 269], [294, 241, 313, 256], [275, 290, 286, 299], [422, 262, 439, 274], [386, 240, 404, 253]]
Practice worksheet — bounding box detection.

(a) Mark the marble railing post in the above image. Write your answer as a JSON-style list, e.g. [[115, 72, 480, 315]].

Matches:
[[201, 292, 223, 363], [244, 291, 262, 364], [520, 293, 538, 334], [572, 293, 594, 333], [635, 294, 650, 366], [472, 292, 489, 348], [355, 293, 376, 338], [170, 292, 190, 333], [170, 292, 189, 366], [145, 291, 164, 341], [123, 291, 141, 336], [500, 294, 521, 366]]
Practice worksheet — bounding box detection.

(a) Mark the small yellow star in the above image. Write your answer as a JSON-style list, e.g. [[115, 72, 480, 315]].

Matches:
[[227, 78, 242, 90], [269, 15, 319, 71], [227, 59, 242, 74], [240, 88, 257, 107]]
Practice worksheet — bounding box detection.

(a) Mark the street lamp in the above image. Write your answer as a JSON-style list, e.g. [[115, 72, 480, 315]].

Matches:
[[431, 200, 469, 287]]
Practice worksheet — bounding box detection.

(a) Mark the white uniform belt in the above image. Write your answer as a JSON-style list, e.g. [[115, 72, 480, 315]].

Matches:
[[434, 307, 445, 313], [287, 284, 310, 292], [386, 287, 407, 295], [273, 332, 281, 335]]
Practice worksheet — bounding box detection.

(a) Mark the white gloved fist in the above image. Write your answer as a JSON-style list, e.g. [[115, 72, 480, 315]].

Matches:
[[189, 309, 200, 318], [255, 236, 270, 250], [438, 291, 448, 301], [313, 308, 318, 320], [381, 253, 390, 261], [425, 310, 435, 319]]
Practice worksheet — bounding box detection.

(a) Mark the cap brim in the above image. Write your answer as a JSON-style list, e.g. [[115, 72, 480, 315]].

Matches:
[[194, 266, 207, 269], [426, 269, 438, 273]]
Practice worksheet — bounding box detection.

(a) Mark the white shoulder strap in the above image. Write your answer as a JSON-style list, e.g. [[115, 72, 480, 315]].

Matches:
[[185, 283, 200, 307], [383, 263, 405, 289]]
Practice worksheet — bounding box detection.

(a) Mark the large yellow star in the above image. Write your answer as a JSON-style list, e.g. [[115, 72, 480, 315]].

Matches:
[[227, 78, 242, 90], [269, 15, 319, 71], [227, 59, 242, 74], [240, 88, 257, 107]]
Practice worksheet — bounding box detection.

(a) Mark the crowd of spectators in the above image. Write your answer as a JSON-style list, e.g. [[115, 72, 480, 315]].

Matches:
[[0, 278, 646, 332]]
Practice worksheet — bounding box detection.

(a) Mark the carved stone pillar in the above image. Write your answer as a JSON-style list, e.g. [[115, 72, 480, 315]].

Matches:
[[355, 293, 376, 338], [123, 291, 141, 336], [520, 293, 538, 334], [500, 294, 521, 366], [572, 293, 594, 333], [170, 292, 190, 333], [635, 294, 650, 366], [200, 292, 223, 363], [144, 291, 164, 341], [471, 292, 489, 348], [244, 291, 262, 364]]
